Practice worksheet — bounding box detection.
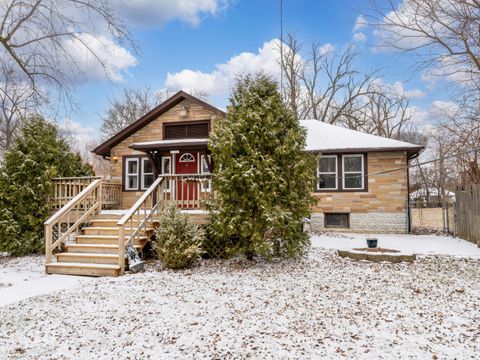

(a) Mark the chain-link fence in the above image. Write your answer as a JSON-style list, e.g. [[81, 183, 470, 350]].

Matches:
[[409, 201, 455, 234]]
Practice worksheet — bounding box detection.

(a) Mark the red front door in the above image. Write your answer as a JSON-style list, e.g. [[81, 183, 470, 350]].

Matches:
[[175, 152, 198, 207]]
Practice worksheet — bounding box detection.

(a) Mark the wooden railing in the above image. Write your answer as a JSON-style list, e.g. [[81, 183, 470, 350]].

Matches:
[[50, 177, 121, 210], [102, 182, 122, 209], [45, 178, 103, 264], [162, 174, 212, 209], [116, 174, 213, 274], [117, 177, 167, 274]]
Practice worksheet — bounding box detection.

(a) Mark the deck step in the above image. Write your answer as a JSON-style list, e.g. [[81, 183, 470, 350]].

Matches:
[[65, 243, 142, 254], [46, 262, 121, 277], [82, 227, 154, 236], [75, 235, 148, 245], [56, 252, 119, 265], [89, 219, 154, 227]]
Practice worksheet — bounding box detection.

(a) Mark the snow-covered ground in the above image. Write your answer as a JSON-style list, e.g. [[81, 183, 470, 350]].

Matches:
[[1, 237, 479, 359], [0, 255, 93, 307], [311, 232, 480, 257]]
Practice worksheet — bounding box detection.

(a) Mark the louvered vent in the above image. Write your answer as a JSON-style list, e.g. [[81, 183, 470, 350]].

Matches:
[[164, 122, 209, 139]]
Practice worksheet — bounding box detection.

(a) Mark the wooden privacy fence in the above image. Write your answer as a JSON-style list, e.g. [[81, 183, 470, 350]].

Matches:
[[455, 185, 480, 246]]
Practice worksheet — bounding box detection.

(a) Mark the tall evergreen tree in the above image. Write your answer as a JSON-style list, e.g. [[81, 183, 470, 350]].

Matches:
[[209, 74, 315, 259], [0, 116, 93, 256]]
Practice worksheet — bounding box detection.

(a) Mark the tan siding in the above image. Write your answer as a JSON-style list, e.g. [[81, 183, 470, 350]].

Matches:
[[312, 151, 408, 214], [109, 99, 219, 208]]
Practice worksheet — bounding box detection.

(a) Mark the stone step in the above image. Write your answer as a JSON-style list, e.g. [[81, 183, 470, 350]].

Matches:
[[45, 262, 121, 277]]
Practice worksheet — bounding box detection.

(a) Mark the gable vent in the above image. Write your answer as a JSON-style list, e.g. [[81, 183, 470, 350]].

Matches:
[[164, 122, 209, 139]]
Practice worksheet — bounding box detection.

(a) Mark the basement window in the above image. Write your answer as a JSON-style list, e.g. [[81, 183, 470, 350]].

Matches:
[[324, 213, 350, 228]]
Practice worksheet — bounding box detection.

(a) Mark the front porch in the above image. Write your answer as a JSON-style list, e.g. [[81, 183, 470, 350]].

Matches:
[[45, 174, 212, 276]]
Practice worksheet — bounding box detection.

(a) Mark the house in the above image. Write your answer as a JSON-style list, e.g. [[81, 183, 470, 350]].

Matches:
[[45, 91, 423, 276], [410, 187, 455, 204]]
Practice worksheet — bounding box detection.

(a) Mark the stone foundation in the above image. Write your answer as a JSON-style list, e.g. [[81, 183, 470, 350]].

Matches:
[[310, 212, 407, 234]]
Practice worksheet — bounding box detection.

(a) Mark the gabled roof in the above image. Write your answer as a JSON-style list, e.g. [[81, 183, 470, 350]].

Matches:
[[93, 91, 225, 157], [300, 119, 424, 158]]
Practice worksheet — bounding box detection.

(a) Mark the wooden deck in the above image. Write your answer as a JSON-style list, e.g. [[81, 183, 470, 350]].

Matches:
[[45, 176, 211, 276]]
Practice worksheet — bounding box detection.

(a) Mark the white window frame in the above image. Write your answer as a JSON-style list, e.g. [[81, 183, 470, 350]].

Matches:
[[342, 154, 364, 190], [161, 156, 172, 193], [125, 158, 140, 191], [200, 154, 211, 192], [317, 155, 338, 190], [141, 158, 155, 190]]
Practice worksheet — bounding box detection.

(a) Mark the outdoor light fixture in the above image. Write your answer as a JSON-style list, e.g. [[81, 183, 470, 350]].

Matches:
[[179, 105, 189, 117]]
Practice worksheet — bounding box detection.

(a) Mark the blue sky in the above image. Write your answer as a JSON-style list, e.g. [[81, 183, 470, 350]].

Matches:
[[67, 0, 451, 146]]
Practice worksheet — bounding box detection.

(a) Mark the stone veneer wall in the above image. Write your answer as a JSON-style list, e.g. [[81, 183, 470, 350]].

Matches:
[[310, 151, 409, 234], [109, 99, 219, 209]]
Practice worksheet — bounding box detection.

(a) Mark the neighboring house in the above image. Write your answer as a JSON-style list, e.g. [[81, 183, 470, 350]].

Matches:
[[410, 187, 456, 204], [45, 91, 423, 276]]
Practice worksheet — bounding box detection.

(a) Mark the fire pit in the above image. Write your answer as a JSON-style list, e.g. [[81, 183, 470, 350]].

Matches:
[[338, 247, 416, 263]]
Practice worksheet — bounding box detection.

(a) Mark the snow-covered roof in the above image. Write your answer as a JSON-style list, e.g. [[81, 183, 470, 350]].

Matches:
[[130, 138, 209, 148], [300, 119, 423, 155]]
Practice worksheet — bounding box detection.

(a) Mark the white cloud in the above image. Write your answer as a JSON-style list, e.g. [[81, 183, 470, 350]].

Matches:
[[404, 88, 427, 99], [114, 0, 230, 27], [164, 39, 282, 97], [409, 100, 459, 127], [63, 34, 137, 82], [352, 32, 367, 43], [353, 15, 367, 32], [319, 43, 334, 55], [372, 78, 426, 99], [372, 0, 435, 52], [58, 118, 96, 152]]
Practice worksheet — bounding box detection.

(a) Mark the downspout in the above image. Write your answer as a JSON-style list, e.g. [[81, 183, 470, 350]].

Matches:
[[407, 151, 421, 234]]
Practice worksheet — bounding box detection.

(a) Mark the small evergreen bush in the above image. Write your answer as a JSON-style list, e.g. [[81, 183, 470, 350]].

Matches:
[[153, 206, 204, 269]]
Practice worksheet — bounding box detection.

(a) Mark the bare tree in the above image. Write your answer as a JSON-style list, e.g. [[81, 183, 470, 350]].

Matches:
[[0, 64, 36, 155], [437, 103, 480, 185], [280, 34, 378, 124], [344, 84, 414, 139], [279, 33, 304, 118], [0, 0, 135, 107], [101, 86, 164, 138], [367, 0, 480, 101], [101, 86, 209, 138], [367, 0, 480, 186]]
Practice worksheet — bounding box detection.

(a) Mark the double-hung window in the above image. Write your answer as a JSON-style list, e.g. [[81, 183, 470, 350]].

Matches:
[[317, 155, 338, 190], [124, 157, 156, 191], [141, 158, 155, 190], [200, 155, 211, 192], [343, 155, 364, 190], [125, 158, 139, 190]]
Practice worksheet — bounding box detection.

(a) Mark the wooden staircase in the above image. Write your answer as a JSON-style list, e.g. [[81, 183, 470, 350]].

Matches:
[[45, 212, 154, 277]]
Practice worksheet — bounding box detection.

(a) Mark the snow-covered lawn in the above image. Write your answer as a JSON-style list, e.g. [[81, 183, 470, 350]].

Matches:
[[311, 232, 480, 257], [0, 255, 93, 307], [1, 239, 479, 359]]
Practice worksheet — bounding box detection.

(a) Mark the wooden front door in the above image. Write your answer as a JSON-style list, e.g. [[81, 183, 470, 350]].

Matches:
[[175, 152, 198, 207]]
